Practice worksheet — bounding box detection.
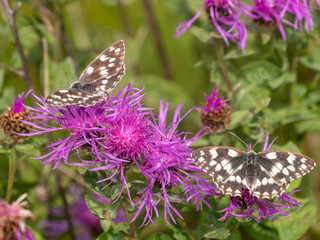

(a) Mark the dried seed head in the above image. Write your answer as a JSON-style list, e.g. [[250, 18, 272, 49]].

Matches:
[[0, 90, 34, 143], [201, 103, 232, 133]]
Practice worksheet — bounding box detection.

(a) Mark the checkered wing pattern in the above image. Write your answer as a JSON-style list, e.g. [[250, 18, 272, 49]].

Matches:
[[45, 40, 125, 107], [191, 147, 316, 199]]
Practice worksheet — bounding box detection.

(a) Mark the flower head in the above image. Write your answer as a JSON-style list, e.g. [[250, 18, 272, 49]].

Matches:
[[175, 0, 248, 50], [131, 100, 219, 226], [21, 83, 148, 169], [0, 194, 34, 240], [244, 0, 318, 40], [199, 88, 231, 133], [0, 90, 34, 142], [218, 189, 301, 222]]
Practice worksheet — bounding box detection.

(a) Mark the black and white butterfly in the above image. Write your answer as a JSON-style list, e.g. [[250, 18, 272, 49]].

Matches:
[[191, 147, 316, 199], [45, 40, 126, 107]]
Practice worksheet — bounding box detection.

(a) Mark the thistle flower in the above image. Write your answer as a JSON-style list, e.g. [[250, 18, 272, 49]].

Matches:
[[199, 87, 231, 133], [41, 185, 126, 240], [244, 0, 319, 40], [90, 87, 152, 203], [218, 188, 301, 222], [131, 100, 220, 226], [21, 83, 147, 169], [218, 133, 303, 222], [0, 194, 34, 240], [175, 0, 247, 50], [0, 90, 33, 143]]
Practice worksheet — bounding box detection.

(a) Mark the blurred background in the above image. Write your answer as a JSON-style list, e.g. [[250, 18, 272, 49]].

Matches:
[[0, 0, 319, 239]]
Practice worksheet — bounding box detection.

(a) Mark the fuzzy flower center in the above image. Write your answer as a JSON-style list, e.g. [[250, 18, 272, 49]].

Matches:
[[105, 113, 151, 159]]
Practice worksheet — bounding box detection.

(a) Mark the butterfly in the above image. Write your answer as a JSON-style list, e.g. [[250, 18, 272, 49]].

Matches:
[[45, 40, 125, 107], [191, 146, 316, 199]]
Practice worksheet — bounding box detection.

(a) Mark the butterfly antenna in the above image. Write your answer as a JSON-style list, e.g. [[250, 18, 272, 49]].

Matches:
[[252, 133, 268, 150], [64, 73, 71, 85], [227, 131, 248, 148]]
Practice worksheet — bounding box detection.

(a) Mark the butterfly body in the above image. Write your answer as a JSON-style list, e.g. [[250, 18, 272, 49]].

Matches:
[[45, 40, 126, 107], [191, 146, 316, 199]]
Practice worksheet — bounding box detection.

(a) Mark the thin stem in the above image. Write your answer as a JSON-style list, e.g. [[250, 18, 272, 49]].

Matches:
[[0, 62, 23, 77], [121, 200, 138, 239], [6, 145, 16, 202], [216, 40, 233, 93], [229, 218, 239, 234], [142, 0, 172, 80], [0, 0, 34, 91]]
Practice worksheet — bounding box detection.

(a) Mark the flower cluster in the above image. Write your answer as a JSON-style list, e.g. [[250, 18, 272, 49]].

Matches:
[[175, 0, 320, 50], [0, 194, 34, 240], [22, 83, 219, 226]]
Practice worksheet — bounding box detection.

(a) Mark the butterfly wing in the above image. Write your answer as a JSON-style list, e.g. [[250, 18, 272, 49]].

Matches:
[[45, 40, 126, 107], [253, 150, 316, 198], [191, 146, 248, 196], [78, 40, 125, 84], [45, 65, 126, 107]]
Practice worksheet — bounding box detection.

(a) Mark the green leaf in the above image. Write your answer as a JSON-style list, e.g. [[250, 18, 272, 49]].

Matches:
[[242, 221, 279, 240], [204, 228, 231, 239], [113, 222, 130, 233], [238, 61, 282, 84], [15, 144, 40, 157], [228, 110, 251, 129], [266, 197, 317, 240], [85, 195, 108, 219], [189, 26, 212, 43], [100, 219, 112, 232], [83, 171, 111, 198], [32, 137, 48, 146]]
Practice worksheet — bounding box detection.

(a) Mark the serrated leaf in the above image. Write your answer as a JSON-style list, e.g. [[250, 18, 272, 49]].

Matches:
[[85, 195, 108, 219], [239, 61, 282, 84], [15, 144, 40, 156], [204, 228, 231, 239]]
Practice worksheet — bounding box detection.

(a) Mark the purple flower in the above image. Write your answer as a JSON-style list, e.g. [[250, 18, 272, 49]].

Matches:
[[244, 0, 319, 40], [0, 194, 34, 240], [12, 89, 32, 114], [131, 100, 220, 226], [0, 89, 34, 142], [218, 189, 301, 222], [200, 87, 229, 115], [218, 133, 302, 222], [41, 185, 126, 240], [198, 87, 231, 133], [175, 0, 248, 50], [90, 88, 152, 203], [21, 83, 147, 169]]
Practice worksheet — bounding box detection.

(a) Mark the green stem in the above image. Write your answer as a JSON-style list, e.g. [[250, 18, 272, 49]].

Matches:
[[121, 199, 138, 239], [215, 40, 233, 93], [6, 146, 16, 202]]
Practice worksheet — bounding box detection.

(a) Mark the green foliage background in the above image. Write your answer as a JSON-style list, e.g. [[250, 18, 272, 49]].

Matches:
[[0, 0, 319, 239]]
